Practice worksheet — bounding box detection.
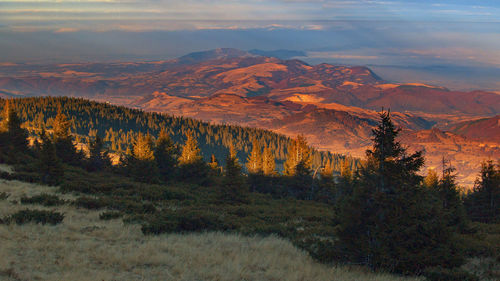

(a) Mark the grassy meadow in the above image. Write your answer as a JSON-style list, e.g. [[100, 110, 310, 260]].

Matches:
[[0, 176, 424, 281]]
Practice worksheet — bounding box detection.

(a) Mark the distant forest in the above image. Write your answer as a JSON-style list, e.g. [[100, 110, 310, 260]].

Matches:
[[1, 97, 359, 173], [0, 96, 499, 280]]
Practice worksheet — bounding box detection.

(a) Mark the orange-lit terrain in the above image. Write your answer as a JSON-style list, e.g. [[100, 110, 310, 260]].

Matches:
[[1, 48, 499, 187]]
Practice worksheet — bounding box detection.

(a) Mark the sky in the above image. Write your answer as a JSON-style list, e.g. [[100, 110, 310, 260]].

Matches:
[[0, 0, 499, 90], [1, 0, 499, 31]]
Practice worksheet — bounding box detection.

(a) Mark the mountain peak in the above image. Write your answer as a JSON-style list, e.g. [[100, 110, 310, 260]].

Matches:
[[176, 48, 253, 65]]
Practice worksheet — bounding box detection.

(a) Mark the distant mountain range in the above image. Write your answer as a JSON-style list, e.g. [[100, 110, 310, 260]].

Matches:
[[0, 48, 498, 186]]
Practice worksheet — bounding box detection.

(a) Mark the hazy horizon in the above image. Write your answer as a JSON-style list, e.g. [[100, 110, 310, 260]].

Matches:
[[1, 0, 499, 91]]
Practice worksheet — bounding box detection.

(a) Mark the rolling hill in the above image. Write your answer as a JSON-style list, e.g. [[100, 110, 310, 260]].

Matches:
[[1, 48, 499, 186]]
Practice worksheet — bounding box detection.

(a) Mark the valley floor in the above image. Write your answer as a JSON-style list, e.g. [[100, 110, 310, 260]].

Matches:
[[0, 178, 422, 281]]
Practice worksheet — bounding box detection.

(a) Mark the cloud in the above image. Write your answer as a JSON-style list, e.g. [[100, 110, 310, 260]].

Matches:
[[308, 52, 378, 60], [53, 27, 80, 33]]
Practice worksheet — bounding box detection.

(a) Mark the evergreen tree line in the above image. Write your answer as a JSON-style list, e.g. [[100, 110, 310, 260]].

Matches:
[[0, 97, 355, 201], [0, 97, 359, 176], [334, 111, 500, 275], [1, 98, 499, 276]]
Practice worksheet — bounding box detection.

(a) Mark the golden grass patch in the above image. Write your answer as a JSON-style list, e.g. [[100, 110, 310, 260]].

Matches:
[[0, 180, 422, 281]]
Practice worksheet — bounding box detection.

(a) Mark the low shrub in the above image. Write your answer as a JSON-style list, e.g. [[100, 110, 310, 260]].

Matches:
[[73, 197, 106, 209], [423, 267, 479, 281], [141, 210, 232, 235], [20, 193, 65, 206], [4, 209, 64, 225], [0, 192, 9, 200], [0, 171, 39, 183], [99, 211, 122, 220]]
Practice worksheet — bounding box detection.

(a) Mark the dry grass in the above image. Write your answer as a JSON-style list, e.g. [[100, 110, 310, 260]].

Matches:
[[462, 257, 500, 281], [0, 164, 13, 174], [0, 177, 422, 281]]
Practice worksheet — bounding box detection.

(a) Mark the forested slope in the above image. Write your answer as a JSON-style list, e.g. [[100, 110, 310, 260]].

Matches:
[[2, 97, 358, 172]]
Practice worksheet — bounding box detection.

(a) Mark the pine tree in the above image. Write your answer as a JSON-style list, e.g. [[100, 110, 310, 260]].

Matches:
[[179, 131, 202, 165], [87, 135, 111, 172], [290, 159, 313, 199], [220, 144, 247, 203], [133, 133, 155, 161], [262, 146, 276, 176], [433, 159, 468, 229], [465, 160, 500, 223], [284, 135, 311, 176], [178, 131, 208, 184], [337, 158, 354, 197], [129, 133, 159, 183], [424, 168, 439, 189], [336, 110, 463, 274], [0, 99, 28, 153], [316, 159, 336, 202], [246, 139, 263, 174], [38, 129, 64, 185], [154, 129, 179, 181], [52, 108, 80, 164], [208, 154, 222, 175]]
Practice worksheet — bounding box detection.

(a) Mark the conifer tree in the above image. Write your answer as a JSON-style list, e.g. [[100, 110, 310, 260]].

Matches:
[[52, 108, 80, 164], [465, 160, 500, 223], [284, 135, 311, 176], [133, 133, 155, 161], [337, 158, 354, 197], [129, 133, 159, 183], [316, 159, 336, 202], [154, 129, 178, 181], [38, 129, 64, 185], [336, 110, 463, 274], [246, 139, 263, 174], [179, 131, 202, 165], [208, 154, 222, 175], [220, 144, 247, 203], [432, 159, 468, 229], [87, 135, 111, 172], [0, 99, 28, 153], [262, 146, 276, 176], [424, 168, 439, 189], [178, 131, 208, 184]]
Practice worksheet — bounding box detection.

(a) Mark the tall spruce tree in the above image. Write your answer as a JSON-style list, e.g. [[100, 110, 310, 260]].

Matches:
[[284, 135, 311, 176], [262, 146, 276, 176], [38, 129, 64, 185], [52, 108, 80, 164], [179, 131, 203, 165], [336, 110, 463, 274], [435, 159, 468, 229], [154, 129, 179, 181], [208, 154, 222, 175], [316, 159, 336, 202], [465, 160, 500, 223], [283, 135, 313, 198], [129, 133, 159, 183], [424, 169, 439, 189], [220, 144, 247, 203], [337, 158, 354, 197], [246, 139, 263, 174], [0, 99, 28, 154], [178, 131, 208, 184], [87, 135, 111, 172]]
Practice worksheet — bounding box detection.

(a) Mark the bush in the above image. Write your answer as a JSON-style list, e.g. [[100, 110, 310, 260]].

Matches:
[[0, 171, 39, 183], [20, 193, 65, 206], [99, 211, 122, 220], [423, 267, 479, 281], [4, 209, 64, 225], [74, 196, 156, 214], [0, 192, 9, 200], [141, 210, 232, 235], [73, 197, 106, 209]]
